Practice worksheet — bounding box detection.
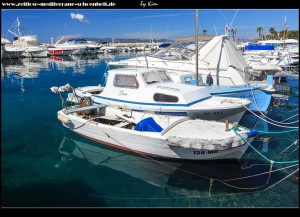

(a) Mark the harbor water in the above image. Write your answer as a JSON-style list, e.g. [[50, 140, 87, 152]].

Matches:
[[1, 53, 299, 207]]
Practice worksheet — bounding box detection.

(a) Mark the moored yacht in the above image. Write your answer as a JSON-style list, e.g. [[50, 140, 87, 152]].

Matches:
[[68, 68, 250, 123]]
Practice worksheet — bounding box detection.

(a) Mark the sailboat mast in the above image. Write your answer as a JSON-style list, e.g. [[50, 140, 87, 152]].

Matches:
[[283, 15, 286, 49], [17, 17, 21, 36], [195, 9, 199, 86]]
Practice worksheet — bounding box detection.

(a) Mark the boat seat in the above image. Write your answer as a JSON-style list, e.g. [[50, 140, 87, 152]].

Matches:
[[114, 121, 131, 128]]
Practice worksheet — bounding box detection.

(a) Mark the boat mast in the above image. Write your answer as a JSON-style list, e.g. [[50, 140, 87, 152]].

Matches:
[[17, 17, 21, 36], [283, 15, 286, 49], [195, 9, 199, 86], [8, 17, 21, 37]]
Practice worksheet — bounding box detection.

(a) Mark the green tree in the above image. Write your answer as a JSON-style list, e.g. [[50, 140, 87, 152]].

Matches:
[[287, 30, 299, 39], [256, 27, 263, 39], [203, 29, 207, 35], [269, 27, 277, 39]]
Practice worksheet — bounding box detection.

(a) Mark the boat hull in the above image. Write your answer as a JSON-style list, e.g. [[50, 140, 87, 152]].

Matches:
[[21, 48, 48, 58], [58, 111, 251, 161], [74, 90, 249, 123], [74, 130, 249, 161], [209, 88, 272, 113], [48, 48, 74, 56]]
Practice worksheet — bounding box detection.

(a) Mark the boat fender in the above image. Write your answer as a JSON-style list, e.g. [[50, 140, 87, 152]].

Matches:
[[246, 129, 258, 138], [58, 113, 72, 125]]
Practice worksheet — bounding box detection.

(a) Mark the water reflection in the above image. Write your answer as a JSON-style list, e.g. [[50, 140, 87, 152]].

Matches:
[[1, 54, 115, 79], [57, 136, 290, 198], [48, 54, 113, 74], [1, 58, 49, 79]]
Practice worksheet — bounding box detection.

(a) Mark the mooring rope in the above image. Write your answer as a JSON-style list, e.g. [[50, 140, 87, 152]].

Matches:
[[261, 168, 299, 192], [242, 104, 299, 129], [248, 84, 299, 125], [280, 139, 299, 154], [233, 127, 299, 164], [91, 126, 298, 193]]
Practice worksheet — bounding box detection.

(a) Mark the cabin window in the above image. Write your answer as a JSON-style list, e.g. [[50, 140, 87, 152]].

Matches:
[[153, 93, 178, 102], [113, 74, 139, 89], [157, 70, 172, 82], [143, 71, 161, 84], [143, 70, 172, 84]]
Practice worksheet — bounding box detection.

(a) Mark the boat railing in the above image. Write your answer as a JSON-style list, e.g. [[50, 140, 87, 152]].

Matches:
[[63, 104, 107, 115], [161, 117, 190, 136]]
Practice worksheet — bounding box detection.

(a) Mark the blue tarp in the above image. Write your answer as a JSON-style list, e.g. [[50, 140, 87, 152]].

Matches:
[[134, 117, 163, 132], [245, 45, 275, 50]]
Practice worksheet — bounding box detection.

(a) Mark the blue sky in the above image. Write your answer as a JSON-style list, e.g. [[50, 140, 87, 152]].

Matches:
[[1, 9, 298, 43]]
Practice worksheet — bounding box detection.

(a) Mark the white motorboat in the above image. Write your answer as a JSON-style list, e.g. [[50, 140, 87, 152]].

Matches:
[[52, 87, 257, 161], [4, 17, 48, 58], [108, 35, 251, 86], [49, 38, 99, 56], [70, 68, 250, 123]]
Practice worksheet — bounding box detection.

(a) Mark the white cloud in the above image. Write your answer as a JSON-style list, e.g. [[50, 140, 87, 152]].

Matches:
[[70, 13, 89, 23]]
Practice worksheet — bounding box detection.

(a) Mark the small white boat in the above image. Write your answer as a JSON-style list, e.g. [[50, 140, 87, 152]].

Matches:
[[52, 87, 257, 161], [71, 68, 251, 123]]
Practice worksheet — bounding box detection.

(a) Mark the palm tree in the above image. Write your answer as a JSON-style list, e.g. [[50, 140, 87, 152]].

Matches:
[[269, 27, 276, 39], [256, 27, 263, 39], [203, 29, 207, 35]]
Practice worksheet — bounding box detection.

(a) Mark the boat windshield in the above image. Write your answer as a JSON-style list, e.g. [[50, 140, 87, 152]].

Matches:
[[151, 41, 207, 60], [143, 70, 173, 84], [26, 40, 39, 46], [68, 38, 88, 44]]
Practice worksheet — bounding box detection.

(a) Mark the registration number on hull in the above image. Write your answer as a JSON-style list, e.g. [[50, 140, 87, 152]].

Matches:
[[193, 150, 218, 155]]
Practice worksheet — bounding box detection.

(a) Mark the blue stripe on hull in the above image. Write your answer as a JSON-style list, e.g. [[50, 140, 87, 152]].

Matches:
[[89, 94, 212, 107], [210, 89, 272, 112]]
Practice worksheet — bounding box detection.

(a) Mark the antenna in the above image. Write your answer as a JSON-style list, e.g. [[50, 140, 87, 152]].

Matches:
[[150, 24, 152, 44], [283, 15, 286, 49], [167, 26, 169, 42]]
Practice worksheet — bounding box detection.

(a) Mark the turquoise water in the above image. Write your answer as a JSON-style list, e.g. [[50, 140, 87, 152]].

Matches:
[[1, 54, 299, 207]]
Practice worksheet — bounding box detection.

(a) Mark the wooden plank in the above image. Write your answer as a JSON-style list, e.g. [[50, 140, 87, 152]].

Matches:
[[63, 104, 106, 115], [114, 122, 131, 128]]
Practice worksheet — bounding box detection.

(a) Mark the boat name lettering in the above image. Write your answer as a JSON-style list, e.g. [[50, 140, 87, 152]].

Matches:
[[193, 150, 218, 155], [203, 111, 223, 115], [118, 90, 128, 96], [240, 95, 251, 98]]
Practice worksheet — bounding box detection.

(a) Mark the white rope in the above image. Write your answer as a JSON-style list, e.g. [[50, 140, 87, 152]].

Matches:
[[261, 168, 299, 192], [249, 84, 299, 125], [242, 104, 299, 129], [222, 163, 298, 182], [291, 146, 299, 153], [280, 139, 299, 154], [229, 9, 239, 30]]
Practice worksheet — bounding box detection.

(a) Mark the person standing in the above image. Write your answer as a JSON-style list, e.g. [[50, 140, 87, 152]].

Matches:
[[206, 73, 213, 86]]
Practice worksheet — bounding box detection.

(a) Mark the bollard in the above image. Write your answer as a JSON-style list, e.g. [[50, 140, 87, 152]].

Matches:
[[225, 120, 229, 131]]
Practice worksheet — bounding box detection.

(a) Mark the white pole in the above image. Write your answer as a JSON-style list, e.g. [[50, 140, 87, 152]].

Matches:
[[214, 25, 217, 35], [195, 9, 199, 86]]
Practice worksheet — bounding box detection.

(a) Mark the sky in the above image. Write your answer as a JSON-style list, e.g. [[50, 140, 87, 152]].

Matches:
[[1, 9, 299, 43]]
